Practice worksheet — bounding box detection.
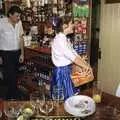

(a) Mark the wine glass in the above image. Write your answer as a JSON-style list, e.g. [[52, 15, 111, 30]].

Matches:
[[39, 93, 53, 114], [30, 91, 41, 116], [0, 110, 2, 118], [52, 86, 64, 115], [52, 85, 64, 102], [39, 89, 53, 119], [4, 100, 20, 120]]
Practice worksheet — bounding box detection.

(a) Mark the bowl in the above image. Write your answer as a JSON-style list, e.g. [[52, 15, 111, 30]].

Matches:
[[64, 95, 96, 117]]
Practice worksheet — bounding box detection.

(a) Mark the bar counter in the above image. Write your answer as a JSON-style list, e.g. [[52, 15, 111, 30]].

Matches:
[[0, 88, 120, 120]]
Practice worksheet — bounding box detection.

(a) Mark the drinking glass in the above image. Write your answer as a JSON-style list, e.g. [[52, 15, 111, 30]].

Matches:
[[52, 85, 64, 102], [92, 81, 102, 103], [0, 110, 2, 118], [39, 94, 53, 115], [52, 85, 64, 115], [4, 100, 20, 120], [39, 89, 53, 118], [30, 91, 41, 115]]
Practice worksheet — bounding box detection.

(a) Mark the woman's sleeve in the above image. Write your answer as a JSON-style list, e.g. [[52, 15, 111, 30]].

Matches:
[[58, 36, 78, 61]]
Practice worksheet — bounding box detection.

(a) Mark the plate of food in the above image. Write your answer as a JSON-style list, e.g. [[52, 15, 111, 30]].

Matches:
[[64, 95, 96, 117]]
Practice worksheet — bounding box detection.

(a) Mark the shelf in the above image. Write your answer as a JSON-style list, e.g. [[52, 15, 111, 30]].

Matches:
[[17, 75, 39, 94], [25, 46, 51, 55], [105, 0, 120, 3], [24, 46, 53, 68], [31, 57, 53, 69]]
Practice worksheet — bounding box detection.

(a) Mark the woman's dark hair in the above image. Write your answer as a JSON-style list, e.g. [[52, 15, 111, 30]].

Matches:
[[56, 16, 73, 33], [7, 5, 22, 17]]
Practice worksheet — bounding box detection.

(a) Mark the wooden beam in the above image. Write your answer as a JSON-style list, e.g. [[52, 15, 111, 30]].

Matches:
[[105, 0, 120, 3]]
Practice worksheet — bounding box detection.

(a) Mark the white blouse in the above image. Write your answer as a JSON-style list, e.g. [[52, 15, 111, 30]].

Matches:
[[0, 17, 23, 51], [51, 32, 78, 67]]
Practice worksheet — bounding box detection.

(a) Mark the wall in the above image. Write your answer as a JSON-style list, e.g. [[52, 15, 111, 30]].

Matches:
[[98, 0, 120, 95]]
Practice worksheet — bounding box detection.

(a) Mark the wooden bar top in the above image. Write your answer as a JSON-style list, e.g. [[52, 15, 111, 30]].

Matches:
[[1, 88, 120, 120], [25, 46, 51, 55]]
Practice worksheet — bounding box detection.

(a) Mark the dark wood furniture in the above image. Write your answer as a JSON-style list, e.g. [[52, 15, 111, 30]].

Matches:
[[105, 0, 120, 3], [24, 46, 53, 68], [17, 46, 53, 94]]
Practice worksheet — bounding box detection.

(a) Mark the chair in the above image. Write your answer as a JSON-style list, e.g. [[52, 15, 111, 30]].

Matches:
[[116, 84, 120, 97]]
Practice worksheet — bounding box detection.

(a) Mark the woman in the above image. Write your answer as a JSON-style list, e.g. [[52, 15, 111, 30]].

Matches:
[[51, 17, 93, 100]]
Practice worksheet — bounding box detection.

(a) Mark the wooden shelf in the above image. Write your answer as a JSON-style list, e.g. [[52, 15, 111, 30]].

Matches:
[[31, 57, 53, 69], [25, 46, 51, 55], [105, 0, 120, 3], [24, 46, 51, 61], [17, 75, 39, 94]]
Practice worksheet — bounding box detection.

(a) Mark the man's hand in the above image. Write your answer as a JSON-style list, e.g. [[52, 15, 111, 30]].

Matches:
[[19, 54, 24, 63]]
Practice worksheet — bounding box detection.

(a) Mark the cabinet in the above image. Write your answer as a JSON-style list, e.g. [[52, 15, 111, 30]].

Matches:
[[24, 46, 53, 69], [17, 46, 54, 94]]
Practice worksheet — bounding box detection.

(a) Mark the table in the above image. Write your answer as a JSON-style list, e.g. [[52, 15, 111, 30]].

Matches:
[[81, 88, 120, 120], [0, 88, 120, 120]]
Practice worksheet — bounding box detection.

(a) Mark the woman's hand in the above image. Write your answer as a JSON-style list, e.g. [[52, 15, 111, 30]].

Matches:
[[83, 66, 94, 79]]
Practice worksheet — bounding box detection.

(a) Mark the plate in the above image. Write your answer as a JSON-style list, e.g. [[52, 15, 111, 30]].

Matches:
[[64, 95, 96, 117]]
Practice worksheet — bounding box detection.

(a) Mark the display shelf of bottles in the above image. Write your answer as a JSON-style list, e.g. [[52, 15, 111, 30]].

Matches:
[[24, 46, 53, 69], [17, 59, 52, 95], [16, 46, 53, 94], [17, 62, 52, 94], [17, 74, 39, 94], [72, 0, 91, 60], [30, 57, 53, 69]]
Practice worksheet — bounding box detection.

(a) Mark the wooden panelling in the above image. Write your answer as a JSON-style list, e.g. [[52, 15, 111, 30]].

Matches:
[[98, 0, 120, 95], [105, 0, 120, 4]]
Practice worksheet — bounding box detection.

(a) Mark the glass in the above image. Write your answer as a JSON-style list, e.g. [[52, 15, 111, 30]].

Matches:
[[39, 87, 53, 117], [52, 85, 64, 116], [30, 91, 41, 115], [0, 110, 2, 118], [4, 100, 21, 120], [52, 85, 64, 102], [39, 93, 53, 116], [92, 81, 102, 103]]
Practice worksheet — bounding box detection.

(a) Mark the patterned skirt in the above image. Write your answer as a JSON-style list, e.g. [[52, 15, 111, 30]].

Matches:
[[51, 64, 80, 100]]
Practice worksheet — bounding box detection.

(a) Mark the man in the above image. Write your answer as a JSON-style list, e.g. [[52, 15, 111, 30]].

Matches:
[[0, 5, 24, 99]]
